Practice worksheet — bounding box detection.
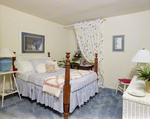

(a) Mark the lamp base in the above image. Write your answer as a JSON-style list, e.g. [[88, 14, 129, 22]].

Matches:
[[0, 58, 12, 72], [137, 63, 149, 68]]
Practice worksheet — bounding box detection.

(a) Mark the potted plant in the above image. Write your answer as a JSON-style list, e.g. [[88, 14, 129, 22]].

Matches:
[[136, 66, 150, 93], [72, 51, 82, 62]]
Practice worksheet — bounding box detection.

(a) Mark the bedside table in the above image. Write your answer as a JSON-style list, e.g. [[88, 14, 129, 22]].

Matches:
[[76, 64, 94, 70], [0, 71, 21, 107]]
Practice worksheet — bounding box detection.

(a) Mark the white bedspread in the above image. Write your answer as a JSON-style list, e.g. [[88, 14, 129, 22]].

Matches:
[[15, 68, 98, 113], [16, 68, 97, 92], [16, 78, 98, 113], [16, 72, 34, 81]]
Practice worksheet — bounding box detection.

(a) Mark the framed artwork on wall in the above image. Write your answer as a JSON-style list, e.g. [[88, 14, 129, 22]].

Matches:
[[113, 35, 124, 51], [21, 32, 45, 53]]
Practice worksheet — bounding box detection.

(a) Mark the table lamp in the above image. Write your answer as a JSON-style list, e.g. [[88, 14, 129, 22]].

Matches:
[[0, 47, 16, 72], [131, 48, 150, 67]]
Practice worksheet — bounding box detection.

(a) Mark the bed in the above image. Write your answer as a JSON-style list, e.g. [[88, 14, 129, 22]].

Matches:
[[12, 52, 99, 119]]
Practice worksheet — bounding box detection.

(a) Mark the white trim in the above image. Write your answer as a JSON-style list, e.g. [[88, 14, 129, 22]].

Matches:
[[63, 18, 106, 29]]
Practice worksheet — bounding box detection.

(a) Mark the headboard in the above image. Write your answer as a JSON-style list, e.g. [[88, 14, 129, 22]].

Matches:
[[12, 52, 51, 71]]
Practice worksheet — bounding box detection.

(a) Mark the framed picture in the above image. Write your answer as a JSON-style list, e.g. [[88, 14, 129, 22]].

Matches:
[[21, 32, 45, 53], [113, 35, 124, 51]]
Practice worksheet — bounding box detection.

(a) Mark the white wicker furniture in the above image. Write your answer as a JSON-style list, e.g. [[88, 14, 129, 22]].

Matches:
[[123, 76, 150, 119], [0, 71, 21, 107]]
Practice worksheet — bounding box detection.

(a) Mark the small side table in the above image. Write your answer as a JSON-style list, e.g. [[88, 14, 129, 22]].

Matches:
[[0, 71, 21, 107], [76, 64, 94, 70]]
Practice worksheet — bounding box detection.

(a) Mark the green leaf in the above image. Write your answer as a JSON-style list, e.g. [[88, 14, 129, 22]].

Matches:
[[137, 77, 145, 80], [145, 78, 149, 82], [147, 66, 149, 74], [72, 57, 79, 61]]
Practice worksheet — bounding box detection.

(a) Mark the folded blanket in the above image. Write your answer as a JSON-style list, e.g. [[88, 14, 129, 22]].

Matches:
[[43, 70, 93, 97]]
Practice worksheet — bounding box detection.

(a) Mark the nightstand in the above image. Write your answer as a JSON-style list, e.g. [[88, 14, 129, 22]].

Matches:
[[0, 71, 21, 107], [75, 64, 94, 70]]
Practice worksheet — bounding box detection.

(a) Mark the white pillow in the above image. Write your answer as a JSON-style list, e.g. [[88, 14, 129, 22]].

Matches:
[[14, 60, 34, 72], [36, 63, 46, 73], [30, 58, 53, 72], [47, 60, 59, 70]]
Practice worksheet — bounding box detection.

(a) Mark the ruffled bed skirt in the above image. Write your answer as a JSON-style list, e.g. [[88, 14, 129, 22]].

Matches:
[[16, 78, 99, 113]]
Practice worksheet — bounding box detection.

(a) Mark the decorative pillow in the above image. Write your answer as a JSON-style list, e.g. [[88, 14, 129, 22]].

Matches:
[[47, 60, 59, 70], [45, 63, 57, 73], [36, 63, 46, 73], [14, 60, 33, 72], [30, 57, 53, 72]]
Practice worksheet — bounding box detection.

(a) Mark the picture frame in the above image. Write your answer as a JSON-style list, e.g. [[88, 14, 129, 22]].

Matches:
[[113, 35, 124, 51], [21, 32, 45, 53]]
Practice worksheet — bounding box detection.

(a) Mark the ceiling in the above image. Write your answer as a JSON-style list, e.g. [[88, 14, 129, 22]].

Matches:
[[0, 0, 150, 26]]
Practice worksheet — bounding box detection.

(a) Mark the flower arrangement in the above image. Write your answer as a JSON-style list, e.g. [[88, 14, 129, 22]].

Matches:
[[72, 51, 82, 61], [136, 66, 150, 82]]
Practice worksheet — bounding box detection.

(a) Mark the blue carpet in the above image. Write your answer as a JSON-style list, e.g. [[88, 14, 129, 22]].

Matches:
[[0, 88, 123, 119]]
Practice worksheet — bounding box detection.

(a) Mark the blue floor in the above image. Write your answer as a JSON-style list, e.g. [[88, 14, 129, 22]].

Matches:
[[0, 88, 123, 119]]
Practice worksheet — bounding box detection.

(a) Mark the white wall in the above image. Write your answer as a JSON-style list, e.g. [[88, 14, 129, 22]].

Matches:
[[68, 30, 77, 58], [0, 5, 71, 60], [0, 5, 71, 90], [103, 10, 150, 89]]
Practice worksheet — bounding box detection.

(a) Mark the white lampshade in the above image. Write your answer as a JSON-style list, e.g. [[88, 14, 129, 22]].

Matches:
[[0, 47, 16, 57], [131, 48, 150, 63]]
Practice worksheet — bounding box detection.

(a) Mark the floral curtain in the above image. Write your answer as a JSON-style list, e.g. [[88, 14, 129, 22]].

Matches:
[[74, 19, 104, 87]]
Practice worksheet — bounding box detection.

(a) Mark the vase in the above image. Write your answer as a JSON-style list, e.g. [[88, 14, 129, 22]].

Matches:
[[146, 81, 150, 93]]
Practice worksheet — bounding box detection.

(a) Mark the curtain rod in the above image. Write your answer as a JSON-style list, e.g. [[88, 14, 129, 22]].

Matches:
[[63, 18, 106, 29]]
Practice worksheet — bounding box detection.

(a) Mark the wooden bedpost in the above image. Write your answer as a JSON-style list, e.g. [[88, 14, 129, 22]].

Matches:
[[48, 52, 50, 57], [94, 53, 98, 82], [63, 52, 71, 119]]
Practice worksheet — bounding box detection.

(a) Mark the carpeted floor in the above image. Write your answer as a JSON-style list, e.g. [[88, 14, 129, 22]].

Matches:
[[0, 88, 123, 119]]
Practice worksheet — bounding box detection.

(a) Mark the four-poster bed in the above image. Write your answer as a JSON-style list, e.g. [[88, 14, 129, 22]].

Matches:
[[12, 52, 98, 119]]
